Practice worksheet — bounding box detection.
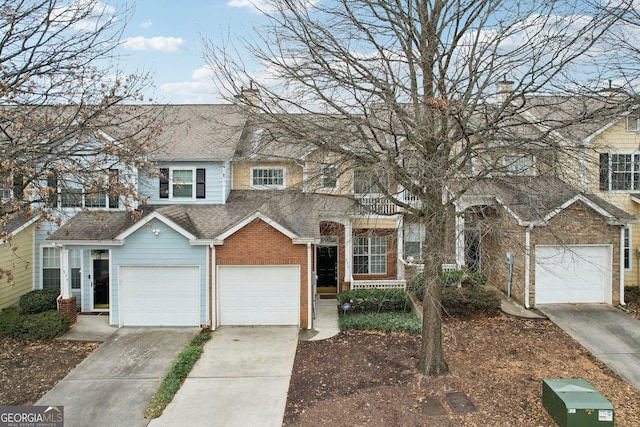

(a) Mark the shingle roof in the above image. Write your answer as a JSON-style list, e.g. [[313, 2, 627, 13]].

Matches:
[[148, 104, 247, 161], [47, 190, 355, 242], [461, 176, 636, 224]]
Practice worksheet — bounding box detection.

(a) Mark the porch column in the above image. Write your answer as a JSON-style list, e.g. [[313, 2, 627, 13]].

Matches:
[[58, 247, 77, 324], [397, 216, 405, 280], [344, 221, 352, 284]]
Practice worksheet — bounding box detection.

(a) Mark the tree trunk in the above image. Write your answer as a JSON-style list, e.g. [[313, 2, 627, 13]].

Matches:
[[418, 259, 449, 376]]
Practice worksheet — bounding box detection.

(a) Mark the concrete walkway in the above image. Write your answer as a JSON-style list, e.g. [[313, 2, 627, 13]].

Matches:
[[37, 327, 198, 427], [538, 304, 640, 392], [299, 298, 341, 341], [148, 326, 298, 427]]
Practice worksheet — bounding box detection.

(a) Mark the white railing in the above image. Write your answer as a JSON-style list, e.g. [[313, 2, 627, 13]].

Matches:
[[352, 279, 406, 290], [356, 191, 421, 215]]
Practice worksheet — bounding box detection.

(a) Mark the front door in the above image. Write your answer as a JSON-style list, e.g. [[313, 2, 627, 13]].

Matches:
[[317, 246, 338, 294], [92, 251, 110, 310]]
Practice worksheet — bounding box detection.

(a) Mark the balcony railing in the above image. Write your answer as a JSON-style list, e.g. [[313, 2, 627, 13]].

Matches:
[[356, 190, 421, 215]]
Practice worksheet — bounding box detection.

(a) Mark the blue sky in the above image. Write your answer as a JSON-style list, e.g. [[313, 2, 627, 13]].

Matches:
[[117, 1, 266, 104]]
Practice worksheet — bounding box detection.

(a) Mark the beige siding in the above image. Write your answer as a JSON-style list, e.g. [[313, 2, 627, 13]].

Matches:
[[232, 161, 304, 190], [587, 117, 640, 286], [352, 218, 399, 229], [0, 225, 34, 309]]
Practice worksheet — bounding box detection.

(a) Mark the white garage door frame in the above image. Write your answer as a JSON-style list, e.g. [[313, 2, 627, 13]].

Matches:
[[217, 265, 300, 326], [119, 265, 201, 327], [534, 244, 612, 305]]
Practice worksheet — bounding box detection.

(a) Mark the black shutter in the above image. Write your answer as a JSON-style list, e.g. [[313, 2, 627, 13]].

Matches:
[[196, 168, 206, 199], [108, 169, 120, 208], [13, 174, 24, 200], [599, 153, 609, 191], [47, 173, 58, 207], [159, 168, 169, 199]]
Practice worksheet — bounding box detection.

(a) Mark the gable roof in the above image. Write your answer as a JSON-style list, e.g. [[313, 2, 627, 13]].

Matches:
[[47, 190, 356, 244], [460, 176, 636, 226], [149, 104, 247, 162]]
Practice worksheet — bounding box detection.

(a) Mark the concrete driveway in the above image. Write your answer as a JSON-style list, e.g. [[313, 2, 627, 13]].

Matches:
[[36, 327, 199, 427], [148, 326, 299, 427], [537, 304, 640, 391]]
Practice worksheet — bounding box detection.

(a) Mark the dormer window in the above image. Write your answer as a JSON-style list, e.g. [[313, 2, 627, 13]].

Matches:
[[321, 165, 338, 190], [627, 115, 640, 132], [251, 167, 285, 189], [502, 154, 535, 176]]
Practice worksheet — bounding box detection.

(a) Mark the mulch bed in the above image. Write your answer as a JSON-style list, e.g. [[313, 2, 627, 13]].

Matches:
[[284, 314, 640, 426], [0, 338, 99, 405]]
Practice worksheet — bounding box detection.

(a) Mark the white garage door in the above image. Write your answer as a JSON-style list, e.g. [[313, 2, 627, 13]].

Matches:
[[218, 265, 300, 326], [120, 266, 200, 326], [535, 245, 611, 304]]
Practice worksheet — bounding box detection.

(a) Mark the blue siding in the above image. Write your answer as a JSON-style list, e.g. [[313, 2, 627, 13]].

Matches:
[[111, 220, 208, 325], [139, 162, 226, 204]]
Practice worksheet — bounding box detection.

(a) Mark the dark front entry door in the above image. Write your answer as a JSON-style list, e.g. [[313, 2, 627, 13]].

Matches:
[[93, 259, 110, 309], [317, 246, 338, 293]]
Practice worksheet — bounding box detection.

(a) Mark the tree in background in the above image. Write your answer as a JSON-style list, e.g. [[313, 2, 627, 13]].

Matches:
[[205, 0, 640, 375], [1, 0, 163, 282]]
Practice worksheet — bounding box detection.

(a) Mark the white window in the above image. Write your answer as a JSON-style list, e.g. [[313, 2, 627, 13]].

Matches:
[[171, 168, 195, 198], [627, 115, 640, 132], [624, 226, 632, 270], [353, 236, 387, 274], [321, 165, 338, 189], [600, 153, 640, 191], [404, 223, 425, 260], [251, 167, 285, 189], [56, 170, 119, 208], [70, 249, 82, 289], [353, 169, 388, 194], [502, 154, 534, 176], [42, 247, 61, 289]]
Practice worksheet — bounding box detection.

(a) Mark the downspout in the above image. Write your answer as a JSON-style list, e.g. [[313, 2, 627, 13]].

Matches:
[[307, 242, 313, 329], [210, 244, 217, 330], [620, 226, 626, 306], [524, 225, 532, 309]]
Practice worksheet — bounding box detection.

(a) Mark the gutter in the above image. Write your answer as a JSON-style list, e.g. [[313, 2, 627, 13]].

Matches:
[[620, 226, 626, 306], [307, 242, 313, 330]]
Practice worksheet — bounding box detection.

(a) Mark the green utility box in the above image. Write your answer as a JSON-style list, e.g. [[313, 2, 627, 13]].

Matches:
[[542, 379, 614, 427]]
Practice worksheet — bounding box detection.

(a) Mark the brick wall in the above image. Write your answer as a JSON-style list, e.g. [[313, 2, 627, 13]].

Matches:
[[216, 218, 310, 328]]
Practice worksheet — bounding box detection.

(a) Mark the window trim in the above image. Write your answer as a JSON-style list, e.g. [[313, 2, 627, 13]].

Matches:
[[600, 152, 640, 192], [353, 236, 387, 275], [624, 225, 632, 271], [170, 167, 196, 199], [627, 115, 640, 132], [501, 154, 535, 176], [320, 165, 339, 190], [42, 246, 61, 289], [250, 166, 286, 189], [54, 169, 120, 209]]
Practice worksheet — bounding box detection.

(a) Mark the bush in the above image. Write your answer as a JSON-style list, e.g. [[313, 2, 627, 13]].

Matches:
[[0, 307, 71, 339], [625, 285, 640, 304], [339, 312, 421, 334], [408, 270, 489, 301], [336, 288, 410, 314], [19, 288, 60, 314], [441, 286, 501, 318]]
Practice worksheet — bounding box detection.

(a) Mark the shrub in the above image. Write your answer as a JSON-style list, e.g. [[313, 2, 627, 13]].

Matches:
[[339, 312, 421, 334], [19, 288, 60, 314], [408, 270, 489, 301], [625, 285, 640, 304], [336, 288, 410, 313], [0, 307, 71, 339], [441, 286, 501, 318]]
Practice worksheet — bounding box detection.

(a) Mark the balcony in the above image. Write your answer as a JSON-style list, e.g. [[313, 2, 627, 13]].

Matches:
[[356, 190, 421, 215]]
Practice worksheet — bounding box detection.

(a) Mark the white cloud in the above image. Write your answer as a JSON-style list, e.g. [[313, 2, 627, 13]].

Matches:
[[160, 67, 222, 103], [226, 0, 320, 13], [140, 20, 152, 29], [52, 0, 117, 31], [122, 36, 187, 52]]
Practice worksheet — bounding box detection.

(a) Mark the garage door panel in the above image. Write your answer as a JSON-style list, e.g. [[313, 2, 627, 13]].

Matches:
[[120, 266, 200, 327], [535, 246, 611, 304], [218, 265, 299, 326]]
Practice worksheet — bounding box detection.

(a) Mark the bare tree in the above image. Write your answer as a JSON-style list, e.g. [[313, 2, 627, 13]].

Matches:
[[204, 0, 639, 375], [0, 0, 163, 283]]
